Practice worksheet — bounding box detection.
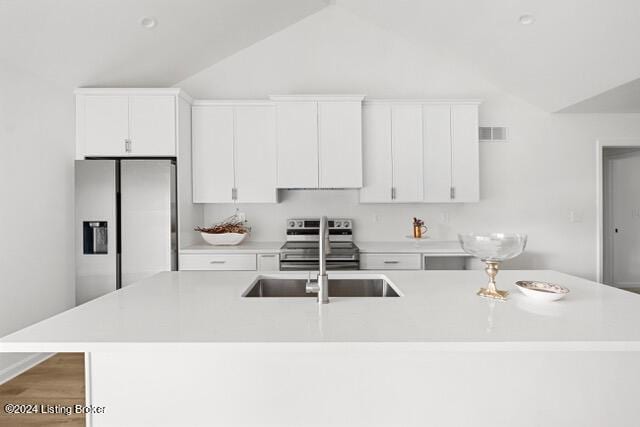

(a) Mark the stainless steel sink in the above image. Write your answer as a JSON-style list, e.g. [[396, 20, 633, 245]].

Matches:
[[243, 276, 400, 298]]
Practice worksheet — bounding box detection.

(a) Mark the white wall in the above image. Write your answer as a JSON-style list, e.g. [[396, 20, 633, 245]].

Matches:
[[0, 62, 75, 371], [179, 6, 640, 280]]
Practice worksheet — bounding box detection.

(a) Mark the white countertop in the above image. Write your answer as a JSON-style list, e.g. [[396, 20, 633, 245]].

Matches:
[[180, 241, 283, 253], [356, 240, 468, 255], [3, 270, 640, 352], [181, 240, 467, 255]]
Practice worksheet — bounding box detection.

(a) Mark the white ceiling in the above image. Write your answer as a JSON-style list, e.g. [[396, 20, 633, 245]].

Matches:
[[336, 0, 640, 112], [0, 0, 327, 90], [2, 0, 640, 113], [559, 78, 640, 113]]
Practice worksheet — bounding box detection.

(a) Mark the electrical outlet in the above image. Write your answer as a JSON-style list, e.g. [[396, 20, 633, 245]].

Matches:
[[440, 212, 450, 224], [632, 208, 640, 218], [569, 211, 583, 223], [373, 214, 382, 223]]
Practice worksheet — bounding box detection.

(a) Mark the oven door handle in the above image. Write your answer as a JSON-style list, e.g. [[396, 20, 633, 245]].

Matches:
[[279, 262, 360, 271], [281, 254, 357, 261]]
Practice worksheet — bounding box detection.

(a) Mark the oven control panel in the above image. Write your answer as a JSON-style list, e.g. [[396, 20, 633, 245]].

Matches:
[[286, 219, 352, 229], [285, 218, 354, 242]]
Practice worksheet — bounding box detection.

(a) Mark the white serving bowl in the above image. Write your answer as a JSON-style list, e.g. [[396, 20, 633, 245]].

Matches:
[[200, 232, 247, 246], [515, 281, 569, 302]]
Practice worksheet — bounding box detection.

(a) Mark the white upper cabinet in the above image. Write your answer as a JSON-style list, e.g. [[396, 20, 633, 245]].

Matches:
[[423, 103, 480, 202], [274, 101, 318, 188], [192, 105, 235, 203], [360, 104, 393, 202], [391, 105, 424, 202], [75, 89, 186, 158], [318, 101, 363, 188], [129, 95, 176, 156], [423, 104, 453, 202], [450, 104, 479, 202], [191, 102, 277, 204], [360, 103, 424, 203], [360, 100, 480, 204], [234, 105, 277, 203], [82, 95, 129, 157], [272, 95, 365, 189]]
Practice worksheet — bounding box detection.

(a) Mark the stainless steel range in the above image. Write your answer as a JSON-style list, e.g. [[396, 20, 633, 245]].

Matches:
[[280, 218, 360, 271]]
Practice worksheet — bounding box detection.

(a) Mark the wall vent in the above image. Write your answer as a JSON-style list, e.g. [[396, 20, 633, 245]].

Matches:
[[479, 127, 508, 142]]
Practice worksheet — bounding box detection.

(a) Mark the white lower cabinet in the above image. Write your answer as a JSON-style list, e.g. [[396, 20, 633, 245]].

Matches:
[[360, 253, 422, 270], [257, 254, 280, 271], [180, 254, 257, 271]]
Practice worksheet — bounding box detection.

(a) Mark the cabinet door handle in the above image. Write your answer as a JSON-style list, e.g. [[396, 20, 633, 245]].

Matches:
[[209, 260, 226, 264], [383, 260, 399, 264], [231, 188, 238, 200], [450, 186, 456, 200], [260, 254, 276, 258], [125, 139, 132, 153], [391, 187, 396, 200]]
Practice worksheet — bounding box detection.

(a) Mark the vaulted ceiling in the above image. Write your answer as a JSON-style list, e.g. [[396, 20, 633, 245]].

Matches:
[[0, 0, 327, 89], [337, 0, 640, 113], [2, 0, 640, 112]]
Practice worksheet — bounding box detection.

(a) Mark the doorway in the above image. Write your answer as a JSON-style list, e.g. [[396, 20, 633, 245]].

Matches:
[[601, 145, 640, 289]]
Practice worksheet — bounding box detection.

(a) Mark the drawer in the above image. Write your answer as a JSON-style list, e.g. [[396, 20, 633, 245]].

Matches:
[[179, 254, 257, 271], [359, 253, 422, 270], [257, 253, 280, 271]]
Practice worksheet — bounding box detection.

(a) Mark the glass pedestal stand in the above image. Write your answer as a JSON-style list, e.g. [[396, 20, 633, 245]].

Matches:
[[458, 232, 528, 302]]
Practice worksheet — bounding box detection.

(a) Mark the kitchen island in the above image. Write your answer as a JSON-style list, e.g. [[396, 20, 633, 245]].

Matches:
[[2, 270, 640, 426]]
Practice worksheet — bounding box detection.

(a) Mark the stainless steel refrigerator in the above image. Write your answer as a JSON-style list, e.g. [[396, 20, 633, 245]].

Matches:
[[75, 159, 177, 305]]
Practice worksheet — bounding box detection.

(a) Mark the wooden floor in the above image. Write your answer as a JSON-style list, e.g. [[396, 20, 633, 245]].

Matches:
[[0, 353, 85, 426]]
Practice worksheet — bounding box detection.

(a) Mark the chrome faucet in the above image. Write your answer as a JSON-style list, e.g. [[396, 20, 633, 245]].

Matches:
[[306, 216, 330, 304]]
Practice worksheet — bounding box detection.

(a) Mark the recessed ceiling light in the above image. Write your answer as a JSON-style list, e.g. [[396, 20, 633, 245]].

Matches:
[[140, 16, 157, 29], [518, 14, 535, 25]]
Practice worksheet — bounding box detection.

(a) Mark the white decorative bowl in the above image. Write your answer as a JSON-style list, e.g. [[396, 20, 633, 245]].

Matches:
[[515, 281, 569, 302], [200, 232, 247, 246]]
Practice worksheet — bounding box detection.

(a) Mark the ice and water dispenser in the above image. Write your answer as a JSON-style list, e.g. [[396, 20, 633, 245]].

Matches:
[[83, 221, 108, 254]]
